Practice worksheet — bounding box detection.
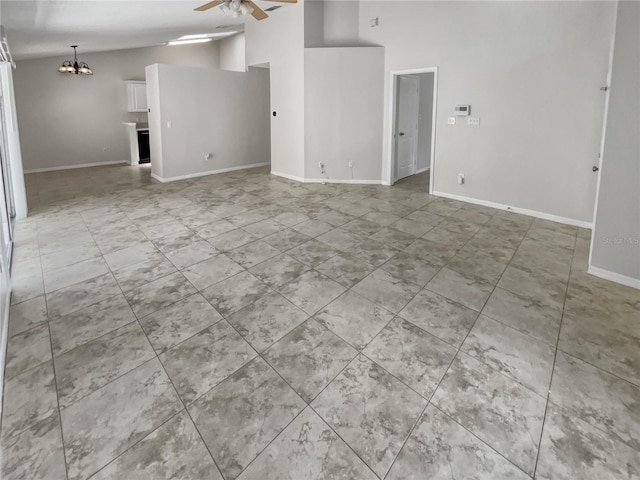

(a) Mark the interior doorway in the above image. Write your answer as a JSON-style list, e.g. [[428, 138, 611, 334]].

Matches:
[[390, 68, 437, 192]]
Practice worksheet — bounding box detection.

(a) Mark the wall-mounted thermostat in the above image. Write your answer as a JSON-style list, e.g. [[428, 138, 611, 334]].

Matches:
[[454, 105, 471, 116]]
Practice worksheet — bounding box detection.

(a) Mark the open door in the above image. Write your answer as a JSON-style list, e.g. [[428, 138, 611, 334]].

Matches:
[[395, 75, 419, 180]]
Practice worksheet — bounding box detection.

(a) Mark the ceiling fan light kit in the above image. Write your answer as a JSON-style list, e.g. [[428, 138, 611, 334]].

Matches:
[[194, 0, 296, 21], [58, 45, 93, 75]]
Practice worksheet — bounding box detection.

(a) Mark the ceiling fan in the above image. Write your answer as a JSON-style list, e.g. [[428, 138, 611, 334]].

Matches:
[[194, 0, 296, 21]]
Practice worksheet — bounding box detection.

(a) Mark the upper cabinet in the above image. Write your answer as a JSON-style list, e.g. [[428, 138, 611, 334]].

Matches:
[[126, 81, 148, 113]]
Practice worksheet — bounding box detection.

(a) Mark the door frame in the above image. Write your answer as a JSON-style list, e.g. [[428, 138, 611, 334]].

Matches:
[[395, 75, 420, 181], [388, 67, 438, 192]]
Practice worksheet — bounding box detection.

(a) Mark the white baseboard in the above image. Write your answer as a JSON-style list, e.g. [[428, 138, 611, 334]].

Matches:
[[305, 178, 382, 185], [152, 162, 270, 183], [271, 171, 382, 185], [24, 160, 128, 174], [270, 170, 306, 183], [432, 190, 593, 229], [587, 265, 640, 289]]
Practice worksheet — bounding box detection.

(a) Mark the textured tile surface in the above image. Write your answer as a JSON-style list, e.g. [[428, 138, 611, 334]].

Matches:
[[312, 355, 427, 477], [238, 408, 377, 480], [190, 358, 306, 480], [6, 166, 636, 480]]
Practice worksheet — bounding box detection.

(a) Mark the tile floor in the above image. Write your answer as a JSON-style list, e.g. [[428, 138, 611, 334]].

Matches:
[[1, 164, 639, 480]]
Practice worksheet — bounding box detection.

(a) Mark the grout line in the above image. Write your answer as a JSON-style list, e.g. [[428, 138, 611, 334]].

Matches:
[[532, 227, 578, 477]]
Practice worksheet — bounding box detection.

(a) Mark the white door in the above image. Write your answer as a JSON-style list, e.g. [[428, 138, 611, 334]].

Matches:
[[395, 75, 419, 180]]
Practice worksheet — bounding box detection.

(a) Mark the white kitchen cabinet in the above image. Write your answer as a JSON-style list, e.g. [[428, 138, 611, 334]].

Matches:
[[125, 81, 148, 113]]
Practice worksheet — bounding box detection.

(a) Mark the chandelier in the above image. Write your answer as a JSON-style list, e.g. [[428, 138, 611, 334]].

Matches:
[[58, 46, 93, 75]]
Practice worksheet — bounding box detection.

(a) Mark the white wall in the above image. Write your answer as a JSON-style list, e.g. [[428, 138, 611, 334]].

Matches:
[[417, 72, 434, 172], [358, 1, 616, 225], [14, 42, 220, 171], [220, 33, 246, 72], [305, 0, 325, 48], [304, 47, 384, 182], [245, 3, 305, 179], [590, 0, 640, 287], [323, 0, 360, 46], [147, 64, 270, 181]]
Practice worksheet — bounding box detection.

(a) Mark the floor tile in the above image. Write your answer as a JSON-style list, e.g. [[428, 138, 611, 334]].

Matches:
[[181, 254, 244, 291], [363, 317, 457, 398], [278, 270, 346, 315], [165, 240, 219, 269], [160, 320, 257, 403], [264, 319, 357, 402], [103, 241, 158, 271], [46, 272, 122, 318], [49, 293, 137, 355], [549, 352, 640, 451], [317, 228, 365, 252], [380, 251, 439, 287], [227, 240, 281, 268], [315, 290, 394, 350], [482, 286, 562, 346], [386, 405, 530, 480], [431, 354, 546, 475], [345, 238, 399, 267], [341, 218, 383, 236], [262, 228, 311, 251], [190, 358, 306, 480], [8, 295, 48, 337], [535, 403, 640, 480], [40, 243, 102, 274], [0, 413, 67, 480], [558, 297, 640, 385], [192, 220, 238, 240], [390, 218, 433, 237], [352, 268, 421, 313], [227, 292, 309, 352], [369, 227, 417, 250], [91, 412, 222, 480], [312, 355, 427, 478], [11, 273, 45, 305], [140, 293, 223, 353], [462, 315, 555, 396], [55, 322, 156, 408], [60, 359, 183, 480], [206, 228, 256, 251], [112, 253, 178, 291], [1, 361, 58, 441], [427, 267, 495, 311], [151, 230, 201, 254], [4, 323, 51, 379], [248, 253, 309, 288], [498, 264, 567, 311], [237, 408, 377, 480], [315, 253, 374, 288], [287, 239, 340, 267], [201, 271, 271, 317], [125, 272, 198, 318]]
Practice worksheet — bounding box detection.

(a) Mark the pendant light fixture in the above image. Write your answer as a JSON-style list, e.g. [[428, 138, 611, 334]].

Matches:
[[58, 46, 93, 75]]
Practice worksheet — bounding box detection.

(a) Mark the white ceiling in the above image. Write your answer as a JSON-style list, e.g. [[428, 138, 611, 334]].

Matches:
[[2, 0, 286, 60]]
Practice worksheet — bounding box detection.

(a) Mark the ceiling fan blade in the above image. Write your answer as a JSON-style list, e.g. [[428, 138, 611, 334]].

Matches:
[[194, 0, 224, 11], [261, 0, 297, 3], [246, 1, 269, 20]]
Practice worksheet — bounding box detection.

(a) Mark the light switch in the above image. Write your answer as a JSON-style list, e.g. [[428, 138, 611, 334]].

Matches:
[[448, 117, 456, 125], [468, 117, 480, 126]]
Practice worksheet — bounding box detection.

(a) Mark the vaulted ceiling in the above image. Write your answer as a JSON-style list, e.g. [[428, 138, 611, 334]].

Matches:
[[2, 0, 290, 60]]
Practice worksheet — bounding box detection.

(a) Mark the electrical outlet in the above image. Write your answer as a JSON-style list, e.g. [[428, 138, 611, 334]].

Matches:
[[348, 161, 354, 168], [166, 121, 173, 129], [448, 117, 456, 125], [468, 117, 480, 126], [205, 153, 214, 161], [318, 162, 324, 169], [458, 173, 465, 185]]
